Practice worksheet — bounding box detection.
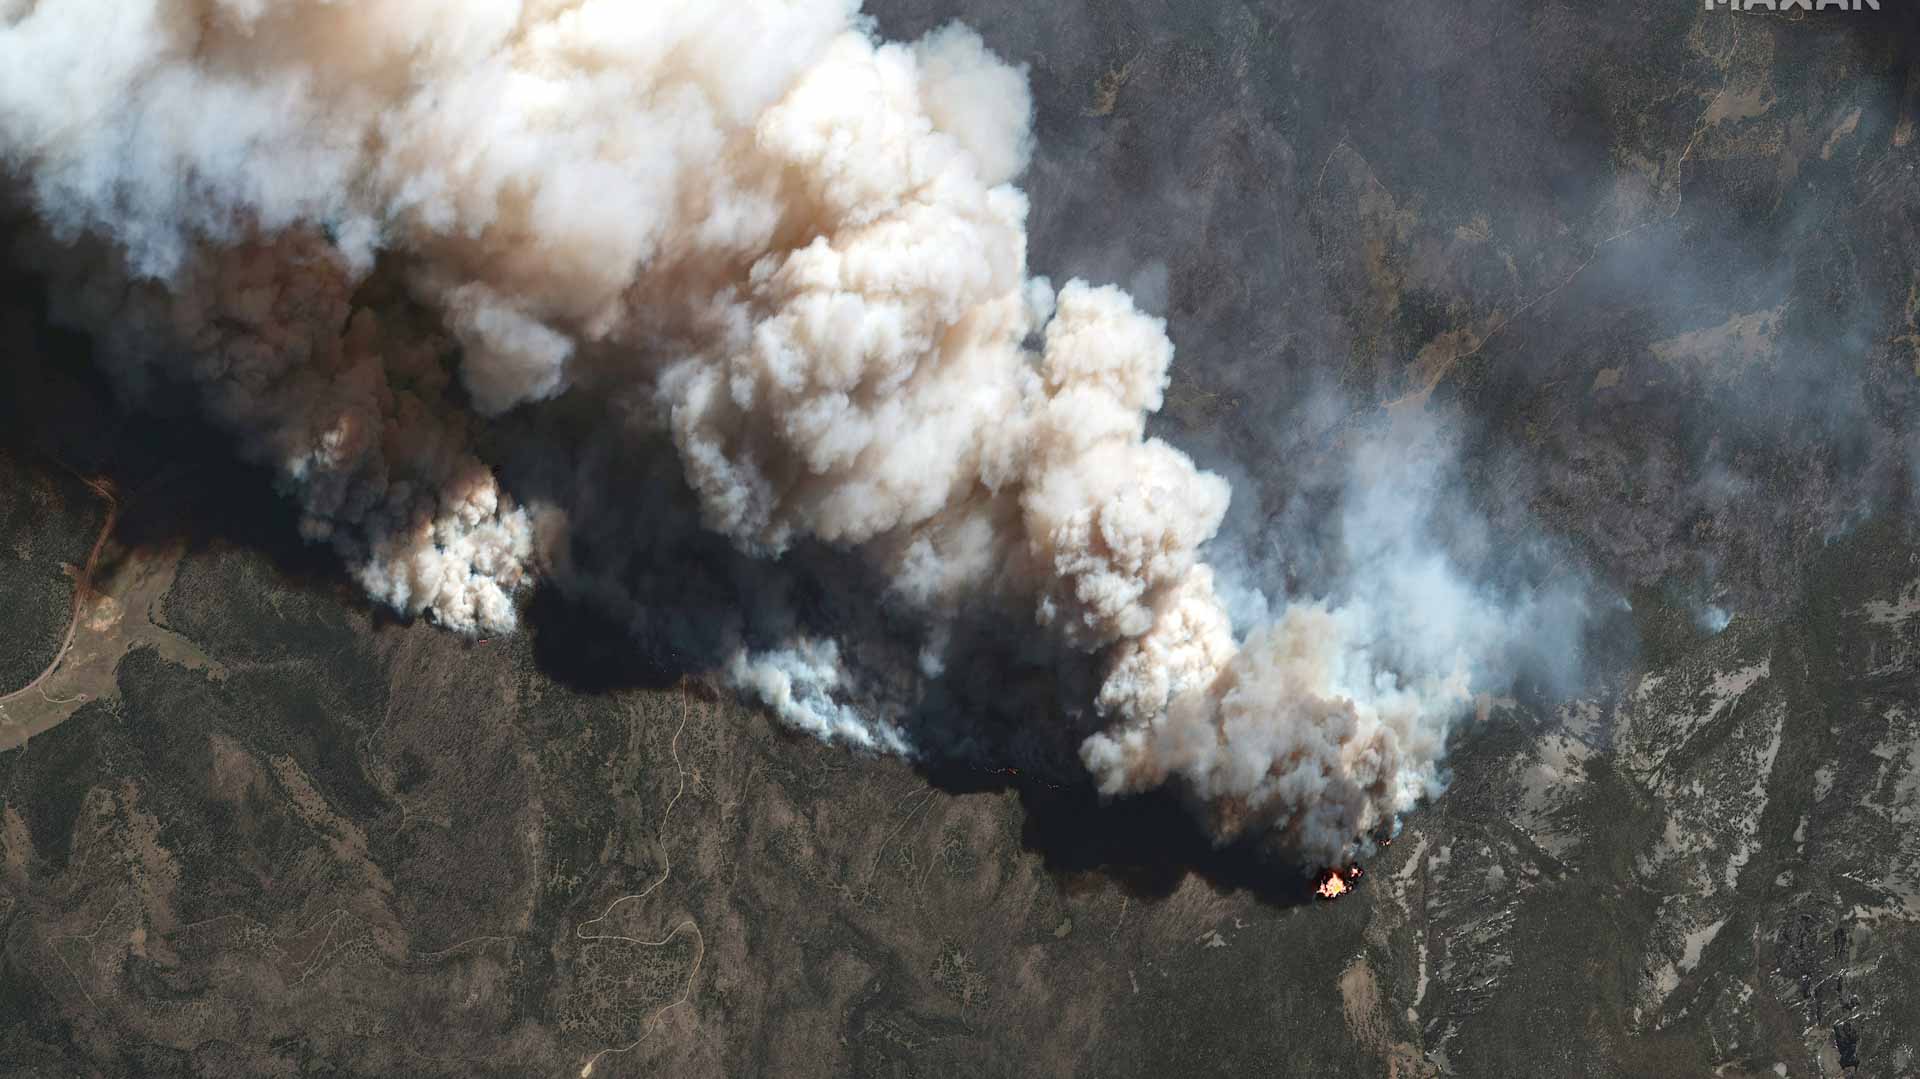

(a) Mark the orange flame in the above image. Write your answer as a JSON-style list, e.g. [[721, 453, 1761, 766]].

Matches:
[[1314, 864, 1364, 901]]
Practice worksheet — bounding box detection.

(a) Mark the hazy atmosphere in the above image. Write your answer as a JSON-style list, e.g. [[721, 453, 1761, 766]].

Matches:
[[3, 2, 1919, 1076]]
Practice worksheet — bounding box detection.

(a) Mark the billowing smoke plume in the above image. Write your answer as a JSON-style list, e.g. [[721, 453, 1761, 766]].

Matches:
[[0, 0, 1571, 865]]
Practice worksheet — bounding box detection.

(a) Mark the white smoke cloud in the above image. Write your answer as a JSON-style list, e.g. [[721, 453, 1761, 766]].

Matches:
[[1086, 413, 1592, 860], [728, 637, 912, 754], [0, 0, 1575, 866]]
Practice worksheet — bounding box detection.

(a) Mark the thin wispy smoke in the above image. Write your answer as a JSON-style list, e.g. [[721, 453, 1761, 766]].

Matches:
[[0, 0, 1585, 865]]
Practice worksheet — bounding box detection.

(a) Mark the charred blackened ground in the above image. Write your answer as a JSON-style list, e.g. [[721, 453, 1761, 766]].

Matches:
[[5, 2, 1920, 1077]]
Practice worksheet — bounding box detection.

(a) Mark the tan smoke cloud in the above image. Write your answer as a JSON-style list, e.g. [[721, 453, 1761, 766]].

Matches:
[[1083, 603, 1468, 860], [0, 0, 1499, 866]]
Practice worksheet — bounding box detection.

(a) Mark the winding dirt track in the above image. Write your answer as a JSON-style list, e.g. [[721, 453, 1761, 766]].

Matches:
[[0, 464, 218, 751], [0, 471, 118, 711]]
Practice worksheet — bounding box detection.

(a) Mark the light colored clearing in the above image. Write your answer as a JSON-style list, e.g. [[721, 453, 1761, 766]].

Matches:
[[1396, 835, 1429, 886], [1865, 706, 1920, 826], [1412, 936, 1431, 1010], [1087, 56, 1137, 118], [1814, 763, 1837, 802], [1392, 324, 1488, 414], [1388, 831, 1432, 1021], [1453, 213, 1492, 244], [2, 804, 35, 876], [1513, 732, 1594, 857], [1704, 81, 1771, 126], [1709, 661, 1770, 713], [0, 537, 218, 750], [1856, 705, 1920, 917], [1679, 918, 1726, 973], [1649, 306, 1785, 379], [1669, 660, 1772, 771], [268, 754, 394, 900], [1723, 702, 1785, 889], [1591, 365, 1625, 392], [1397, 833, 1428, 883], [1851, 892, 1920, 924], [1638, 960, 1681, 1025], [1861, 580, 1920, 626], [1632, 673, 1666, 708], [1619, 674, 1666, 769], [1531, 731, 1593, 783], [1821, 107, 1862, 160], [1633, 694, 1787, 1023], [1629, 659, 1771, 777], [1339, 960, 1387, 1050]]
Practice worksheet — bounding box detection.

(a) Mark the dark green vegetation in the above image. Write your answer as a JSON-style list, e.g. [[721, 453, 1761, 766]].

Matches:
[[0, 531, 1372, 1077], [6, 2, 1920, 1077], [0, 448, 98, 695]]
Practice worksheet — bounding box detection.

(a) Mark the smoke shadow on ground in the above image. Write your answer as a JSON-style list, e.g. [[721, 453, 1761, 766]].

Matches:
[[499, 423, 938, 705], [522, 584, 691, 694], [522, 582, 1331, 906], [500, 464, 1341, 905], [920, 761, 1326, 907], [4, 260, 1329, 909], [0, 265, 361, 607]]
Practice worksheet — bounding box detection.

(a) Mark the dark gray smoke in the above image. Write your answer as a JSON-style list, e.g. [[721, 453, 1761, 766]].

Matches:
[[0, 0, 1592, 865]]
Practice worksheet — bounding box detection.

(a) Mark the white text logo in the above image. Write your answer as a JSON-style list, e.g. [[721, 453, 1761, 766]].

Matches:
[[1705, 0, 1881, 9]]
